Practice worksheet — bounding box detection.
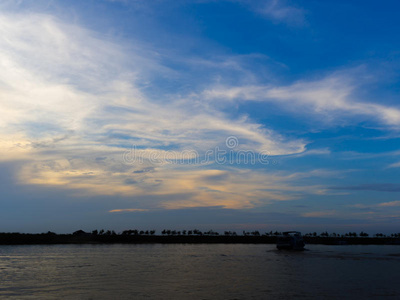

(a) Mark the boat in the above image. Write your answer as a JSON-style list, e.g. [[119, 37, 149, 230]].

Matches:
[[276, 231, 305, 250]]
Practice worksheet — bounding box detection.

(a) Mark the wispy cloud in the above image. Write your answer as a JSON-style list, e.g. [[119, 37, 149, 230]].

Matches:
[[378, 201, 400, 207], [109, 208, 148, 213], [239, 0, 306, 26], [330, 183, 400, 192], [388, 161, 400, 168], [203, 72, 400, 128], [2, 3, 396, 217], [301, 210, 336, 218], [347, 201, 400, 210], [18, 157, 335, 209], [0, 8, 311, 210], [0, 10, 305, 158], [283, 148, 331, 158]]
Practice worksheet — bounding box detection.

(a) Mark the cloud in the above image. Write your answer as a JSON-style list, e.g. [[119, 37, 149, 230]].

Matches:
[[330, 184, 400, 192], [301, 211, 336, 218], [0, 9, 307, 157], [203, 73, 400, 128], [253, 0, 306, 26], [0, 6, 310, 211], [346, 201, 400, 211], [388, 161, 400, 168], [0, 6, 367, 212], [17, 152, 337, 209], [378, 201, 400, 207], [109, 209, 148, 213], [234, 0, 306, 26], [284, 148, 331, 158], [132, 167, 155, 174]]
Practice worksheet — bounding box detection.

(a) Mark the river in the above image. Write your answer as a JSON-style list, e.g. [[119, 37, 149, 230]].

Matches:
[[1, 244, 399, 299]]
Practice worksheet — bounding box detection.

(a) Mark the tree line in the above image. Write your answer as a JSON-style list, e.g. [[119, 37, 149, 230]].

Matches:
[[74, 229, 400, 238]]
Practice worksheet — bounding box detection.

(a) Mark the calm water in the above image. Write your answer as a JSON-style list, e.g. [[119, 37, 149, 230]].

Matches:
[[0, 244, 399, 299]]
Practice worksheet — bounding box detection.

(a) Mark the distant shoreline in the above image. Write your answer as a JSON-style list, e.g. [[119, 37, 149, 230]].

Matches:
[[1, 233, 399, 245]]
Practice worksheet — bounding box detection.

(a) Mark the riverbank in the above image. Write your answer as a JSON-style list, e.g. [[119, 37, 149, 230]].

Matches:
[[1, 233, 399, 245]]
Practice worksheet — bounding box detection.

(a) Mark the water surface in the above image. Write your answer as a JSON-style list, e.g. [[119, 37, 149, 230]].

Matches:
[[1, 244, 399, 299]]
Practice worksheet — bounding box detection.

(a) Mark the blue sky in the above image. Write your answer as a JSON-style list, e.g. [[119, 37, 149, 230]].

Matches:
[[1, 0, 400, 234]]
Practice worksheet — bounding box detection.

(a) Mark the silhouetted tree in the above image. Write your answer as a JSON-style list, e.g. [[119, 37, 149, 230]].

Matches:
[[73, 230, 87, 236]]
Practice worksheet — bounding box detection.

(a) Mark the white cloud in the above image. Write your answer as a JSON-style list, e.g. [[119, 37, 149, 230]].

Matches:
[[253, 0, 306, 26], [0, 10, 305, 157], [388, 161, 400, 168], [0, 9, 308, 209], [203, 73, 400, 127], [230, 0, 306, 26], [378, 201, 400, 207]]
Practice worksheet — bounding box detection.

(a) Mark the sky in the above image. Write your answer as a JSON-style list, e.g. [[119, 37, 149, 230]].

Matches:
[[1, 0, 400, 234]]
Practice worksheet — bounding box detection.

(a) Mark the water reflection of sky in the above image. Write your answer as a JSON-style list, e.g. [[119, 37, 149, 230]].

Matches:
[[0, 244, 399, 299]]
